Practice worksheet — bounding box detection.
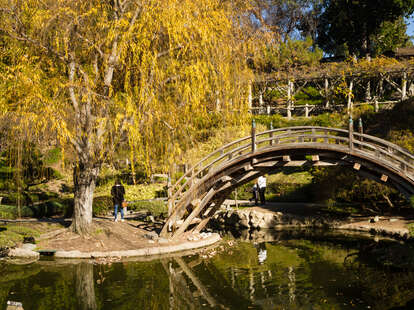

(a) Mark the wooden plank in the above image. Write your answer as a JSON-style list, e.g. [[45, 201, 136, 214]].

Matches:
[[172, 188, 216, 239], [191, 199, 201, 207], [191, 217, 211, 234], [253, 161, 279, 167], [220, 176, 232, 183], [283, 160, 306, 166], [283, 155, 291, 162], [311, 155, 319, 161], [244, 163, 253, 171], [312, 161, 341, 166]]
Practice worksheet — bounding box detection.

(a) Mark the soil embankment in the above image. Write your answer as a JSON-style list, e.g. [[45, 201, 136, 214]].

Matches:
[[2, 217, 220, 260]]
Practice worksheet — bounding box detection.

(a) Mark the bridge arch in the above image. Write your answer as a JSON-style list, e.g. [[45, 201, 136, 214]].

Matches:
[[160, 126, 414, 239]]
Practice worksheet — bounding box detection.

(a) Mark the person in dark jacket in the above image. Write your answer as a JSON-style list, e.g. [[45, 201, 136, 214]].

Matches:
[[111, 178, 125, 222]]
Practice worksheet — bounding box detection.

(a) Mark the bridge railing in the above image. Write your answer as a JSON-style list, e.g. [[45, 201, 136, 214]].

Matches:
[[168, 126, 414, 214]]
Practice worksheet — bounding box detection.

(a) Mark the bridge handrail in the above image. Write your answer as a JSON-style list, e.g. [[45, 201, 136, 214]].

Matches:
[[170, 135, 252, 199], [352, 132, 414, 161], [169, 126, 414, 208], [170, 127, 344, 200]]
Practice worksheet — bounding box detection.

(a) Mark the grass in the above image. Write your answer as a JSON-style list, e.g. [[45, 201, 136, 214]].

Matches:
[[0, 222, 64, 247], [0, 223, 43, 247], [408, 223, 414, 238]]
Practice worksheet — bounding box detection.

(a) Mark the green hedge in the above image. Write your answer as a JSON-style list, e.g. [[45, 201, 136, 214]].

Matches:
[[92, 196, 112, 216]]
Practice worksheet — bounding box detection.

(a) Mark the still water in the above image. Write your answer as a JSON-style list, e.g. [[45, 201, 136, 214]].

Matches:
[[1, 229, 414, 310]]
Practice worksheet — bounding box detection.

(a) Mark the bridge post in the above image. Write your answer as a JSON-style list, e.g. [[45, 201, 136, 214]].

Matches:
[[324, 78, 329, 108], [402, 71, 407, 101], [347, 79, 354, 115], [269, 121, 273, 146], [349, 116, 354, 151], [358, 118, 363, 142], [248, 82, 252, 110], [167, 175, 173, 216], [251, 119, 256, 152]]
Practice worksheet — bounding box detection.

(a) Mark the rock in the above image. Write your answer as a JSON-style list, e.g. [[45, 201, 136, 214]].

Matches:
[[23, 236, 35, 244], [238, 211, 250, 228], [261, 213, 277, 229], [369, 216, 380, 223], [0, 247, 9, 257], [21, 243, 37, 251], [8, 248, 40, 259], [200, 232, 212, 239], [144, 231, 159, 240], [389, 218, 398, 222], [7, 301, 24, 310]]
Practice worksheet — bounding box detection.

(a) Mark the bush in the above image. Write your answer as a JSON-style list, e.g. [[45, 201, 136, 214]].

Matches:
[[43, 148, 62, 165], [92, 196, 113, 216], [0, 205, 35, 219], [128, 200, 167, 217], [254, 113, 346, 129]]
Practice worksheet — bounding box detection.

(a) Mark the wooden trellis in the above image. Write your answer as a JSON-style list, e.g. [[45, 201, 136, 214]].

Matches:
[[249, 65, 414, 118]]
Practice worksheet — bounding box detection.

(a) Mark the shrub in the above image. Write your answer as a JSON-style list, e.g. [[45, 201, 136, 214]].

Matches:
[[92, 196, 113, 216], [128, 200, 167, 217]]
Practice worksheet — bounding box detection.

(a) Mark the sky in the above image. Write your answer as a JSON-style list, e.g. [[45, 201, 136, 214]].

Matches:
[[407, 15, 414, 40]]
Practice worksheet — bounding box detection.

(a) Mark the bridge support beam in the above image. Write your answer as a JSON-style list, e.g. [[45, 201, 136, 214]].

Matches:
[[171, 188, 216, 239]]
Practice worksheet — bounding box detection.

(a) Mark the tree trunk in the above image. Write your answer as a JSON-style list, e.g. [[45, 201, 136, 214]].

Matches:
[[71, 162, 100, 235]]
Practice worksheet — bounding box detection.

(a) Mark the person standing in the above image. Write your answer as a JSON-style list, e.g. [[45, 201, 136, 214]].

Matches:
[[250, 182, 259, 205], [257, 175, 267, 205], [111, 178, 125, 222]]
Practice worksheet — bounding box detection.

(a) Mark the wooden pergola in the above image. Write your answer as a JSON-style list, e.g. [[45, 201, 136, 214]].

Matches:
[[249, 59, 414, 118]]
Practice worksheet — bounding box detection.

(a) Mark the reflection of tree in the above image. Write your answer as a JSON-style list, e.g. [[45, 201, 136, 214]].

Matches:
[[75, 263, 97, 310]]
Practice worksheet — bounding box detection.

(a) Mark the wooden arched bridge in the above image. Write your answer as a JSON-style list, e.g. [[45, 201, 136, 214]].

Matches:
[[160, 123, 414, 239]]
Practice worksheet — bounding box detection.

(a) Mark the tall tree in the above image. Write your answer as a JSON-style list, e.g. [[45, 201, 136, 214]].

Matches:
[[252, 0, 321, 42], [371, 17, 412, 55], [317, 0, 414, 57], [0, 0, 256, 234]]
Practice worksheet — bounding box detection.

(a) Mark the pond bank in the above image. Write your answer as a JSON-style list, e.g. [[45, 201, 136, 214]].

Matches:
[[210, 202, 414, 240], [3, 218, 221, 260]]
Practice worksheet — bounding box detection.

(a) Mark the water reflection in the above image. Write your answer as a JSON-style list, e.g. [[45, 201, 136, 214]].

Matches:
[[75, 263, 97, 310], [1, 230, 414, 309]]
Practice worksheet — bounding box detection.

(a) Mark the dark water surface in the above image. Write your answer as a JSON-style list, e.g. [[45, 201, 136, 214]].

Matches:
[[1, 230, 414, 310]]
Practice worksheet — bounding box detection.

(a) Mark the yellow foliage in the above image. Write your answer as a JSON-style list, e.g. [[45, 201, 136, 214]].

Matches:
[[0, 0, 256, 174]]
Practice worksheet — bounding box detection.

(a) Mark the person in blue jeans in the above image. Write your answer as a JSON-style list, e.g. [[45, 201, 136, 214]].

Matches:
[[111, 178, 125, 222]]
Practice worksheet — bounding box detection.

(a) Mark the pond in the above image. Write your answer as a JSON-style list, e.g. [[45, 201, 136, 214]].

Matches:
[[1, 229, 414, 310]]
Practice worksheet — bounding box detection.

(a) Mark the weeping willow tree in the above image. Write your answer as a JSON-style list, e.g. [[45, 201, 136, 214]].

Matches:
[[0, 0, 261, 234]]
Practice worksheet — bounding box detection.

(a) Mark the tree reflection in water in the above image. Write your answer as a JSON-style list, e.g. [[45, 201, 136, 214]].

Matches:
[[2, 230, 414, 309], [75, 263, 97, 310]]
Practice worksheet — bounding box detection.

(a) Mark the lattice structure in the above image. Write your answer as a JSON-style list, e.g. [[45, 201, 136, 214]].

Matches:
[[250, 62, 414, 117]]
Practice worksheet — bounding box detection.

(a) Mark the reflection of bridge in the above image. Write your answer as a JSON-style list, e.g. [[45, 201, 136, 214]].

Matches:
[[160, 124, 414, 239]]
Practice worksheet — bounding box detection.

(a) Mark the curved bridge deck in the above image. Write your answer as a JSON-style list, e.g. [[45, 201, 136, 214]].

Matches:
[[161, 126, 414, 239]]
